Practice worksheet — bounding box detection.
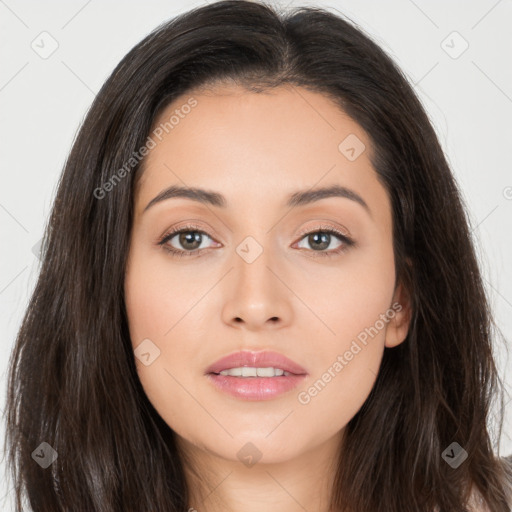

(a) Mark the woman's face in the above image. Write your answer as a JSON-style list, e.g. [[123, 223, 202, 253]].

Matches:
[[124, 84, 410, 464]]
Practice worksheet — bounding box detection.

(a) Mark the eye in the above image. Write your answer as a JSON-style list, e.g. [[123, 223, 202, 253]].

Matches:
[[294, 225, 355, 257], [158, 224, 219, 257]]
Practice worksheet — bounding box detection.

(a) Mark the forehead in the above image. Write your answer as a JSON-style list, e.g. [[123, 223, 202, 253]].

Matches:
[[134, 84, 388, 219]]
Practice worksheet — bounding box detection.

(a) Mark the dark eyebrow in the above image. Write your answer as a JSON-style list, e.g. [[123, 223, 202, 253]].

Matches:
[[143, 185, 226, 212], [143, 184, 371, 216], [286, 184, 371, 215]]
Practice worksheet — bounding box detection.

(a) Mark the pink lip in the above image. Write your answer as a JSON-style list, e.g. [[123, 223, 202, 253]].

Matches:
[[205, 350, 308, 401], [205, 350, 307, 376]]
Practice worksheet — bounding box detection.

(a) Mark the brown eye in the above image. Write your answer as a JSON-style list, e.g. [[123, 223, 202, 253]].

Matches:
[[296, 230, 344, 252], [307, 232, 331, 251], [177, 231, 204, 251], [293, 225, 355, 258], [158, 226, 218, 257]]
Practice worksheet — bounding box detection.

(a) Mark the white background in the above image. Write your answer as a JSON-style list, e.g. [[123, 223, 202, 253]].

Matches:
[[1, 0, 511, 508]]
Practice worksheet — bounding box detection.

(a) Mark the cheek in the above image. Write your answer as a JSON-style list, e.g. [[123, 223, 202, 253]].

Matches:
[[124, 249, 202, 347], [294, 240, 395, 413], [299, 234, 396, 351], [124, 250, 208, 427]]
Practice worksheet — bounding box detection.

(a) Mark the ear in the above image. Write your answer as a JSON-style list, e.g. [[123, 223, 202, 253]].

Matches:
[[384, 281, 412, 348]]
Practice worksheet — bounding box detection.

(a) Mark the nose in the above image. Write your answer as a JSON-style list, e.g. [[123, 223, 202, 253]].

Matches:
[[220, 243, 294, 331]]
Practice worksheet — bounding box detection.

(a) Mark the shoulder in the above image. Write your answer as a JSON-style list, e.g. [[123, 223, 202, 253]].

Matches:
[[466, 485, 491, 512], [466, 456, 512, 511]]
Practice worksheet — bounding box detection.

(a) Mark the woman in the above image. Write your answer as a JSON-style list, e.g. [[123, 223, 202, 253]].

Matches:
[[4, 1, 512, 510]]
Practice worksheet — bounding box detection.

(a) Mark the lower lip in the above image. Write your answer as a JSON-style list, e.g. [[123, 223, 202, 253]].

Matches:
[[206, 373, 307, 400]]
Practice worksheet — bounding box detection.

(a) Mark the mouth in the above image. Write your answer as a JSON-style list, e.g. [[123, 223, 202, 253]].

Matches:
[[205, 350, 308, 401], [211, 366, 297, 377], [205, 349, 307, 375]]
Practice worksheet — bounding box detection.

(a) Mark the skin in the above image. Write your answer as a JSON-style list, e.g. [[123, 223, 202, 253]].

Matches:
[[124, 83, 411, 512]]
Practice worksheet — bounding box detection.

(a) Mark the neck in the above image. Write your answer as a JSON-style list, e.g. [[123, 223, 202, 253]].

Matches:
[[178, 430, 343, 512]]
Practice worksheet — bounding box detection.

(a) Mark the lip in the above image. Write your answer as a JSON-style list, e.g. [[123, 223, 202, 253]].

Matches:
[[205, 350, 308, 376], [205, 350, 308, 401]]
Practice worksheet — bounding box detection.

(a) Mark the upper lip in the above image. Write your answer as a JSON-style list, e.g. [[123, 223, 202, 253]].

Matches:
[[205, 350, 308, 376]]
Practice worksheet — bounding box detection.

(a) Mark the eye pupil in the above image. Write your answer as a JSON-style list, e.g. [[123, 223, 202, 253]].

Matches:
[[309, 232, 330, 250], [179, 231, 202, 250]]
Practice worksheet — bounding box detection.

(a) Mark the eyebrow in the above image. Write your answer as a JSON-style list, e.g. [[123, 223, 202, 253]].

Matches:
[[143, 184, 371, 216]]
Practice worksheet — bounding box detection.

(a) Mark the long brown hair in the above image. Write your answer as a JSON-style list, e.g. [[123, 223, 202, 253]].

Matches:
[[4, 1, 512, 510]]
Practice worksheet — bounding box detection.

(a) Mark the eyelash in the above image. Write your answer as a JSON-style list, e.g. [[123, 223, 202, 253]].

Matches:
[[157, 223, 355, 259]]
